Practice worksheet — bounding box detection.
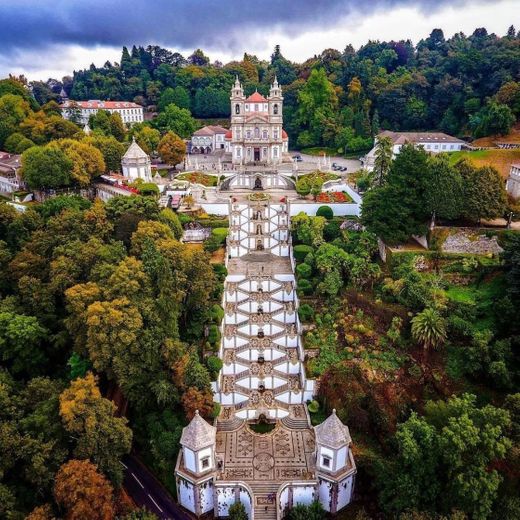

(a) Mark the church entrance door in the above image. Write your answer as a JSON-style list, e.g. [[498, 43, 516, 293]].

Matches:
[[254, 148, 260, 162]]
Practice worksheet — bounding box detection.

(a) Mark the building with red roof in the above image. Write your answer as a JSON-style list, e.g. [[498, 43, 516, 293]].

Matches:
[[60, 99, 144, 126], [228, 77, 289, 165]]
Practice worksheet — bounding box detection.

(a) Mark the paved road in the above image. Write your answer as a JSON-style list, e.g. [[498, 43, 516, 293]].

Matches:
[[122, 455, 193, 520]]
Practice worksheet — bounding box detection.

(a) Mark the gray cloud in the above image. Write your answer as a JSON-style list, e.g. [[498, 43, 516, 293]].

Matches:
[[0, 0, 465, 57]]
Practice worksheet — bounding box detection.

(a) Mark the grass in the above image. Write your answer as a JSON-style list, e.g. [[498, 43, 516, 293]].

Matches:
[[300, 146, 338, 156], [448, 148, 520, 179]]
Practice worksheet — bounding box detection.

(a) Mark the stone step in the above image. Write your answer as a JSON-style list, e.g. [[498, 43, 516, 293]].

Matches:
[[216, 415, 244, 432], [281, 415, 310, 429]]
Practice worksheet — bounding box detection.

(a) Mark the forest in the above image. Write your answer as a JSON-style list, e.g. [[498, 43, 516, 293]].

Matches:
[[0, 195, 223, 518], [29, 26, 520, 155]]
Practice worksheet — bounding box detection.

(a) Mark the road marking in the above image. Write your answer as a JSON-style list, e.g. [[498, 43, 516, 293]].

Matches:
[[148, 494, 163, 513], [120, 461, 128, 469], [131, 472, 144, 488]]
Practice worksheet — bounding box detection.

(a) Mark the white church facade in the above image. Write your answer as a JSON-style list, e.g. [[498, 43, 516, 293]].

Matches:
[[228, 77, 289, 166]]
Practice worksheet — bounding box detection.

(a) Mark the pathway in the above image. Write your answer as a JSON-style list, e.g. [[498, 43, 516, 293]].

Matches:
[[212, 197, 316, 519]]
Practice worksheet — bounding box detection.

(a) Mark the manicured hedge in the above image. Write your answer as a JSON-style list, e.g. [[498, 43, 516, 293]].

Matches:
[[196, 218, 229, 228], [294, 244, 314, 262], [316, 205, 333, 220], [297, 279, 313, 295], [296, 262, 312, 279]]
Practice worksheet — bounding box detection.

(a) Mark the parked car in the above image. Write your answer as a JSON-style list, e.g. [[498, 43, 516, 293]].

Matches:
[[340, 166, 348, 172], [292, 155, 303, 162]]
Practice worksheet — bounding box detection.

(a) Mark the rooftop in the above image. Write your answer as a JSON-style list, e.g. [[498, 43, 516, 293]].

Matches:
[[122, 138, 148, 160], [60, 100, 142, 109], [314, 409, 352, 449], [180, 410, 217, 451], [379, 130, 465, 145], [246, 91, 268, 103]]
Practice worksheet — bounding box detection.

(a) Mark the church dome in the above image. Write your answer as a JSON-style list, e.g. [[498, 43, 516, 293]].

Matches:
[[246, 91, 268, 103], [180, 410, 216, 451], [314, 409, 352, 449]]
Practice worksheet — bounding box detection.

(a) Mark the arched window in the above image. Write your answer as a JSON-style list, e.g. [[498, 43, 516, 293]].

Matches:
[[235, 104, 240, 114], [254, 127, 260, 138], [262, 130, 268, 139], [273, 104, 279, 115]]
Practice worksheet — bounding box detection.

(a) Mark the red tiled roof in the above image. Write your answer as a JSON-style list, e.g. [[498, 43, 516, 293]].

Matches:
[[60, 100, 142, 109], [246, 91, 267, 103], [282, 129, 288, 139], [225, 130, 232, 139]]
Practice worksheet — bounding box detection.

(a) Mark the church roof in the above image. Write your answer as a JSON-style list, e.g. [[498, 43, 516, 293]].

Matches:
[[194, 125, 228, 136], [123, 138, 148, 160], [180, 410, 216, 451], [315, 409, 352, 449], [246, 91, 267, 103]]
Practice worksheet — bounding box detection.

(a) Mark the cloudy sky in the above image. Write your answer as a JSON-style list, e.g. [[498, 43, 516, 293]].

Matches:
[[0, 0, 518, 80]]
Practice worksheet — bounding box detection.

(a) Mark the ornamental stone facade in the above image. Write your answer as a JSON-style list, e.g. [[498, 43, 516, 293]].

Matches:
[[229, 77, 289, 165]]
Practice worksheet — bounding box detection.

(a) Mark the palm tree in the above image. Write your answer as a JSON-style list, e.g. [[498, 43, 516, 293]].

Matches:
[[373, 135, 393, 186], [411, 307, 447, 350]]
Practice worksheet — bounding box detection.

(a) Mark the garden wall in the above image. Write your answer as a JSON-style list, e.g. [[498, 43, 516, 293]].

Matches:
[[289, 202, 361, 217]]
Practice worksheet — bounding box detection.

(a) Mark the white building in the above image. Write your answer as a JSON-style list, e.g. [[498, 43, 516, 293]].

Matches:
[[121, 138, 152, 181], [0, 151, 23, 194], [229, 77, 289, 165], [191, 125, 228, 154], [363, 131, 466, 170], [60, 100, 144, 126], [506, 163, 520, 199]]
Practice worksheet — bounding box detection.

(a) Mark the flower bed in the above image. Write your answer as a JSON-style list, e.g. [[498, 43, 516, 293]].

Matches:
[[177, 172, 218, 186], [316, 191, 353, 203]]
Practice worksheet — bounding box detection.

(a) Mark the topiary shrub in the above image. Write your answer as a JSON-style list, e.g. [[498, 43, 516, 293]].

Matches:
[[210, 304, 224, 323], [212, 227, 229, 238], [294, 244, 314, 262], [298, 303, 315, 322], [297, 279, 313, 296], [308, 400, 320, 413], [208, 324, 220, 345], [296, 262, 312, 279], [316, 205, 334, 220], [207, 355, 223, 377]]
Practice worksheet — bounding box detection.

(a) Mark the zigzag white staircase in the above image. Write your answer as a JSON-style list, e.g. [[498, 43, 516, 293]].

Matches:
[[213, 199, 314, 422]]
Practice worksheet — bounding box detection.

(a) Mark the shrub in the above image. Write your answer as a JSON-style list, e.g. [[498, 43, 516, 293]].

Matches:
[[210, 304, 224, 323], [206, 355, 223, 376], [296, 262, 312, 279], [294, 244, 314, 262], [316, 205, 334, 220], [298, 303, 315, 322], [212, 227, 228, 238], [208, 324, 220, 345], [212, 263, 228, 281], [308, 400, 320, 413], [297, 279, 313, 296], [324, 220, 342, 241], [137, 182, 160, 196]]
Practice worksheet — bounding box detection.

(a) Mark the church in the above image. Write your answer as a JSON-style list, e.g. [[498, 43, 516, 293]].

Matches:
[[227, 77, 289, 165]]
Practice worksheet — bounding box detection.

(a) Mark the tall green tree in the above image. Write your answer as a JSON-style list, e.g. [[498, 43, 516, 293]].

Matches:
[[373, 135, 393, 186]]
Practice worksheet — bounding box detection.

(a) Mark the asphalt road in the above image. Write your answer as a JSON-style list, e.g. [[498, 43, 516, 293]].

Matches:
[[122, 455, 193, 520]]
